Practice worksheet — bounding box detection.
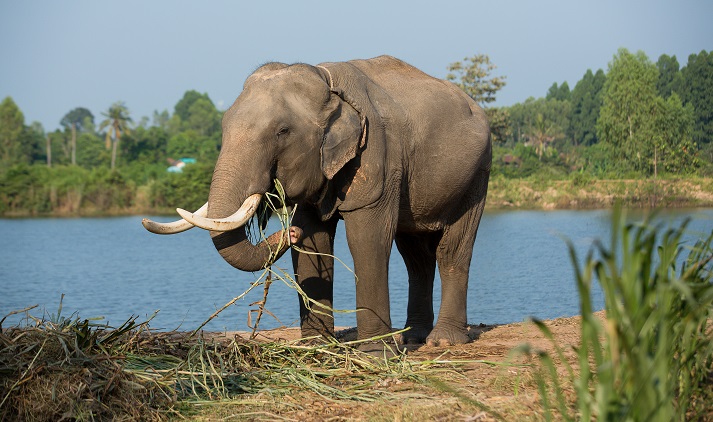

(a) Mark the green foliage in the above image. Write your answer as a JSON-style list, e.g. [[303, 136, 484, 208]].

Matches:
[[76, 130, 109, 167], [184, 97, 221, 136], [150, 162, 214, 211], [122, 125, 168, 166], [172, 90, 222, 137], [595, 49, 699, 176], [99, 101, 133, 170], [651, 93, 698, 174], [526, 209, 713, 421], [46, 130, 71, 166], [485, 107, 511, 143], [60, 107, 94, 132], [569, 69, 606, 146], [656, 54, 682, 98], [680, 50, 713, 146], [174, 90, 210, 122], [698, 143, 713, 175], [546, 81, 571, 101], [0, 88, 229, 216], [0, 96, 30, 165], [578, 141, 623, 177], [152, 109, 170, 130], [83, 168, 136, 210], [597, 48, 660, 172], [0, 165, 140, 215], [492, 143, 568, 180], [167, 131, 219, 162], [24, 121, 47, 165], [507, 97, 571, 149], [446, 54, 507, 106], [0, 164, 51, 214]]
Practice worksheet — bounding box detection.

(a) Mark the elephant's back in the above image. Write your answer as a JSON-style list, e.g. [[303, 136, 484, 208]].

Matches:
[[350, 56, 491, 228], [351, 56, 488, 149]]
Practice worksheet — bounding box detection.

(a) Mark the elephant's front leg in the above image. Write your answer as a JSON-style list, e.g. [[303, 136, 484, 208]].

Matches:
[[342, 208, 398, 354], [291, 207, 338, 339]]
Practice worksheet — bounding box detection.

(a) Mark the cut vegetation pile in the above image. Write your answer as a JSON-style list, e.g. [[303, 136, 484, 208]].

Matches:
[[1, 306, 475, 421], [0, 311, 172, 420]]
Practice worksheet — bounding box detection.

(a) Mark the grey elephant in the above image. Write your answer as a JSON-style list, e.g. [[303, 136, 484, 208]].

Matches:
[[143, 55, 491, 353]]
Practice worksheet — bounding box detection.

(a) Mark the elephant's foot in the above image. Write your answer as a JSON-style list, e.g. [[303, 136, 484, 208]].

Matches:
[[299, 324, 335, 345], [401, 325, 433, 345], [356, 339, 405, 359], [299, 317, 335, 341], [425, 325, 470, 347]]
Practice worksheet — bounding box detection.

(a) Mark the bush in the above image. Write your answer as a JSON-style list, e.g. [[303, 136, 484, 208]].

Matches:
[[150, 162, 213, 211], [0, 165, 140, 215], [0, 164, 52, 214], [527, 208, 713, 421], [83, 168, 136, 211]]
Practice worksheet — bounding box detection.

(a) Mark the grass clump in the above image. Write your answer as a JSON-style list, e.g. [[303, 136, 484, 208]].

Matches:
[[0, 303, 172, 421], [525, 207, 713, 421]]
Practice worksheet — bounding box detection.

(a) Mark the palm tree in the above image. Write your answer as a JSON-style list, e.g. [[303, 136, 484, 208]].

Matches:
[[528, 113, 561, 161], [99, 102, 132, 170]]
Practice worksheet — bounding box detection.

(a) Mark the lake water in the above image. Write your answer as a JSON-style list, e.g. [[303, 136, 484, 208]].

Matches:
[[1, 208, 711, 332]]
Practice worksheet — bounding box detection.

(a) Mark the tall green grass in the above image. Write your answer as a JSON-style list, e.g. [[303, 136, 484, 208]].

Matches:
[[528, 207, 713, 421]]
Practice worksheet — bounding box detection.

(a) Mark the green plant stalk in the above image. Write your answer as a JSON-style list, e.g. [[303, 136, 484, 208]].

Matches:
[[527, 206, 713, 421]]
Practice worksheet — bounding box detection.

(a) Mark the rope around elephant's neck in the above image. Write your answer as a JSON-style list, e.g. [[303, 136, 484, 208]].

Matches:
[[317, 65, 334, 90]]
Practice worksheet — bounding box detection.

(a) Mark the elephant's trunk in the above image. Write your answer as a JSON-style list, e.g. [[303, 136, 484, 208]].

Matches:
[[210, 225, 294, 272], [204, 159, 299, 272]]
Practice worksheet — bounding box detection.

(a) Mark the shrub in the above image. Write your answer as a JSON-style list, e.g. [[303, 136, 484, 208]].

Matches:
[[150, 162, 213, 211], [527, 207, 713, 421]]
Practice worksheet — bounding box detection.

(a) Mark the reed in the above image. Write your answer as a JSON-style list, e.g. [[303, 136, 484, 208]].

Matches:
[[526, 206, 713, 421]]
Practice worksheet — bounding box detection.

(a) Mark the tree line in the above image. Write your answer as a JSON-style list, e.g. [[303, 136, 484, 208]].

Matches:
[[0, 90, 221, 215], [449, 48, 712, 179], [1, 48, 711, 215]]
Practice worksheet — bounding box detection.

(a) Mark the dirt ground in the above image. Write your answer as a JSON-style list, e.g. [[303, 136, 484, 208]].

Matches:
[[196, 313, 596, 421]]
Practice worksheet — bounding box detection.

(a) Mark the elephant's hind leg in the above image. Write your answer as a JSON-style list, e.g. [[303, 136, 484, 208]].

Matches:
[[395, 232, 439, 344], [428, 169, 490, 347]]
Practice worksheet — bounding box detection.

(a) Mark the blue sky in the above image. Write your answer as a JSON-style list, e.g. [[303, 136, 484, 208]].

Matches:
[[1, 0, 711, 132]]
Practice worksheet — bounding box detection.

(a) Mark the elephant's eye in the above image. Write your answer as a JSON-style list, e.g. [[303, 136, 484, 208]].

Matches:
[[276, 127, 289, 138]]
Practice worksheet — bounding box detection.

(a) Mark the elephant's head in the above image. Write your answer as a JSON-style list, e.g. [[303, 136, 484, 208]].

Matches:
[[143, 62, 371, 271]]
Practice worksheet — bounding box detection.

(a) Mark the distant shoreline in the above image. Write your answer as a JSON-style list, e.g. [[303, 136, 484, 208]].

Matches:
[[486, 177, 713, 211], [2, 178, 712, 218]]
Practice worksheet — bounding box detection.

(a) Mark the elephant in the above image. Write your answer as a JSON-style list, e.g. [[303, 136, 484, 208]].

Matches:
[[143, 55, 491, 354]]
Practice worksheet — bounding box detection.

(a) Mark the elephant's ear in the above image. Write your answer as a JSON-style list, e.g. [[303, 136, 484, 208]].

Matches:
[[316, 61, 391, 213], [320, 93, 366, 180]]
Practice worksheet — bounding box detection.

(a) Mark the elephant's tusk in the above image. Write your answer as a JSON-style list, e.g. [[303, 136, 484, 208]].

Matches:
[[142, 202, 208, 234], [176, 193, 262, 232]]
